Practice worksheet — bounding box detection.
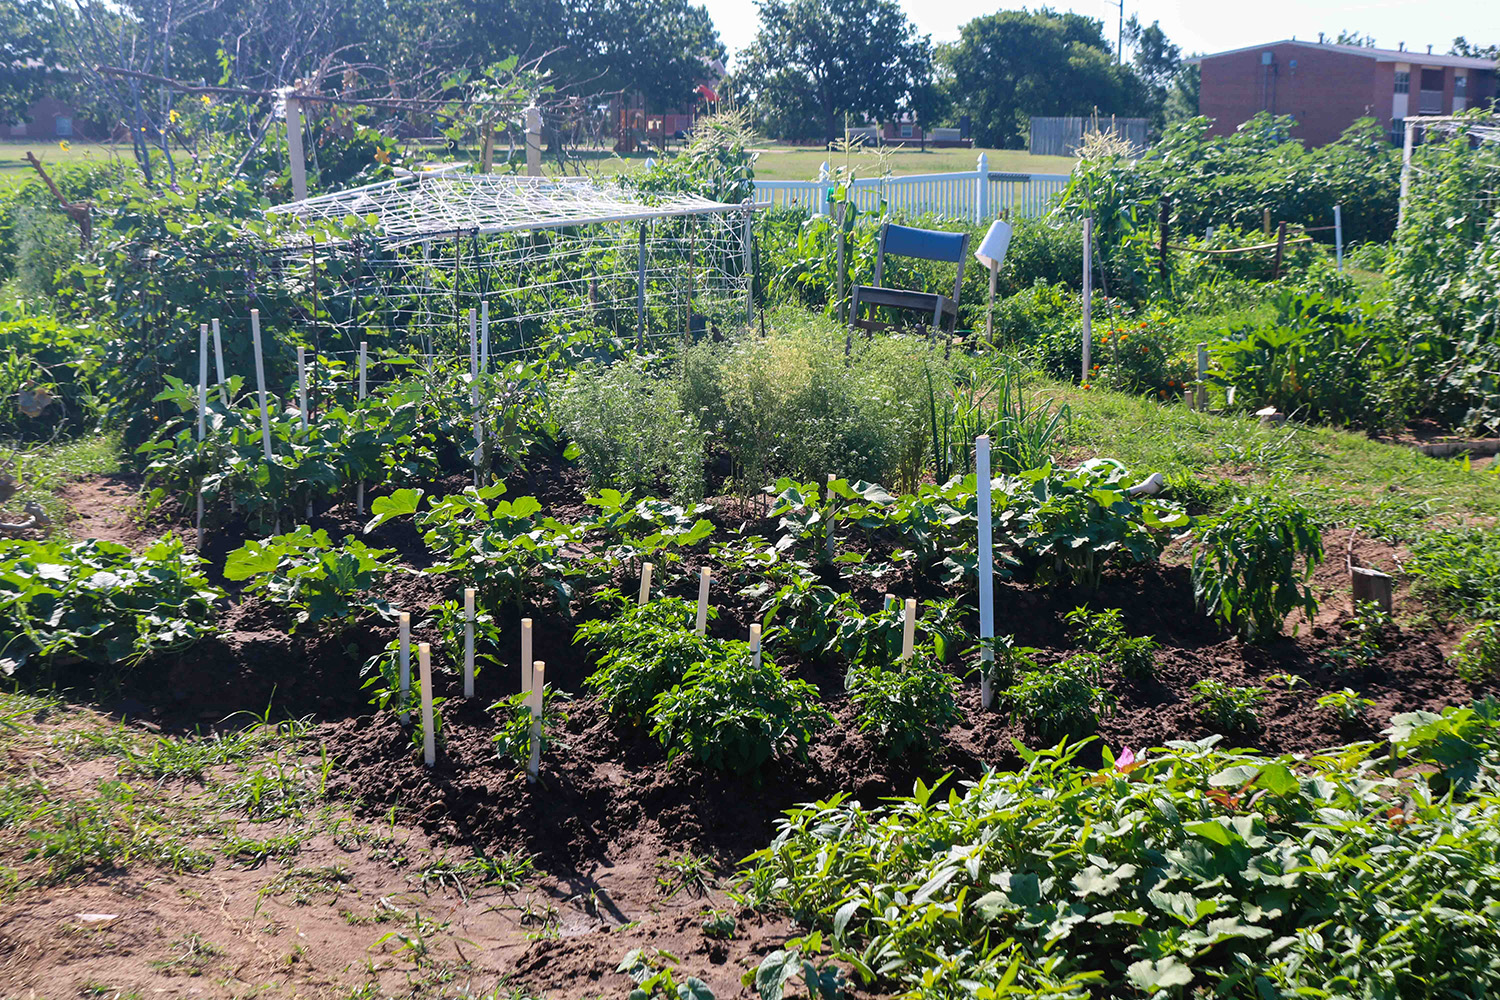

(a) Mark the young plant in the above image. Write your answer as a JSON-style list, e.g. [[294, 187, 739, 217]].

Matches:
[[648, 645, 832, 775], [224, 527, 398, 631], [847, 652, 961, 760], [1003, 653, 1114, 740], [576, 592, 715, 724], [1191, 678, 1265, 732], [1191, 494, 1323, 640], [1317, 688, 1375, 723], [490, 685, 571, 767], [976, 633, 1043, 692], [1064, 605, 1159, 678], [1452, 621, 1500, 682]]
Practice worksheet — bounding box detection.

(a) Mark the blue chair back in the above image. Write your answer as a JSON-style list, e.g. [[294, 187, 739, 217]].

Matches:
[[882, 224, 967, 263]]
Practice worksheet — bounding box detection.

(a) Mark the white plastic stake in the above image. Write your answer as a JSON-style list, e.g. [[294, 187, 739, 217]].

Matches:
[[297, 346, 309, 429], [398, 611, 411, 724], [824, 473, 837, 562], [520, 617, 534, 695], [527, 660, 545, 781], [210, 318, 227, 402], [1195, 342, 1209, 411], [469, 310, 482, 486], [695, 567, 711, 635], [638, 562, 653, 604], [195, 323, 208, 551], [481, 300, 490, 373], [418, 642, 436, 767], [1081, 218, 1093, 383], [463, 587, 476, 698], [976, 435, 995, 709], [1333, 205, 1344, 271], [901, 598, 916, 661], [356, 340, 368, 514], [749, 623, 762, 669], [249, 309, 272, 461]]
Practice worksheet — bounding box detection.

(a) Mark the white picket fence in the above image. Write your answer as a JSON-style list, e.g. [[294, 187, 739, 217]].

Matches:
[[752, 154, 1071, 221]]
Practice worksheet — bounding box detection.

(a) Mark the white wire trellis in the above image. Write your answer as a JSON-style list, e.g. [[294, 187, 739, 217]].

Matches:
[[264, 172, 758, 351]]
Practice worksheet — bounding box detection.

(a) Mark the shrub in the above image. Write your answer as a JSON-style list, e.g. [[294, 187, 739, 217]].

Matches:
[[576, 593, 714, 724], [0, 315, 108, 439], [847, 654, 961, 759], [1452, 621, 1500, 683], [1003, 652, 1113, 740], [1064, 606, 1158, 678], [648, 647, 832, 775], [554, 356, 706, 501], [1191, 494, 1322, 640], [1191, 678, 1264, 732]]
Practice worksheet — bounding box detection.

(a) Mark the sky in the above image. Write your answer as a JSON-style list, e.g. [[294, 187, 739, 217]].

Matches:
[[702, 0, 1500, 68]]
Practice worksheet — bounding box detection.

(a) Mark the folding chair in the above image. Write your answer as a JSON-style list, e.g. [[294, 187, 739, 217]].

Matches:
[[849, 222, 970, 335]]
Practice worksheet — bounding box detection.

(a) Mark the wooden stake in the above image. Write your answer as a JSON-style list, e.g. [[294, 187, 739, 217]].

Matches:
[[1263, 207, 1271, 236], [1271, 221, 1288, 280], [985, 259, 998, 342], [900, 598, 916, 661], [1157, 196, 1171, 283], [1195, 343, 1209, 411], [638, 562, 653, 604], [527, 661, 545, 781], [521, 617, 534, 695], [418, 642, 436, 767], [463, 587, 476, 698], [749, 623, 762, 669], [976, 435, 995, 709], [249, 310, 272, 461], [695, 567, 711, 635], [398, 611, 411, 725]]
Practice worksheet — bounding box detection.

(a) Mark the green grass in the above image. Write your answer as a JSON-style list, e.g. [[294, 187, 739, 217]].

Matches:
[[1049, 378, 1500, 538], [5, 432, 120, 531], [0, 139, 118, 191]]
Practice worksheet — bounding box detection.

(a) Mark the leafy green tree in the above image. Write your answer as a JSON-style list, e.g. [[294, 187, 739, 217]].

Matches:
[[0, 0, 55, 122], [736, 0, 933, 143], [946, 9, 1149, 148], [1449, 37, 1500, 61]]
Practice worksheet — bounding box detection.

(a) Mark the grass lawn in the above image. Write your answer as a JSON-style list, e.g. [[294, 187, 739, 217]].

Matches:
[[0, 138, 118, 191], [8, 433, 120, 529]]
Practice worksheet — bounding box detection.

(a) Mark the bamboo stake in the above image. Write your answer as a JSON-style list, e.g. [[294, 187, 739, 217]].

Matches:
[[638, 562, 653, 604], [398, 611, 411, 724], [463, 587, 476, 698], [195, 323, 208, 551], [900, 598, 916, 661], [976, 435, 995, 709], [527, 661, 545, 782], [695, 567, 710, 635], [521, 617, 534, 695], [418, 642, 436, 767]]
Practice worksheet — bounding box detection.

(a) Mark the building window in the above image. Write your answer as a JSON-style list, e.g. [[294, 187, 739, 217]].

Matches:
[[1394, 71, 1409, 94], [1456, 75, 1467, 95], [900, 123, 913, 138], [54, 116, 72, 137]]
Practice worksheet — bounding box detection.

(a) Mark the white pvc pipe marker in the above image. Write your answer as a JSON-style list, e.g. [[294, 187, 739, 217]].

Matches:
[[297, 346, 309, 429], [749, 623, 762, 669], [695, 567, 711, 635], [463, 587, 476, 698], [418, 642, 436, 767], [638, 562, 653, 604], [249, 310, 272, 461], [195, 324, 208, 550], [520, 616, 534, 695], [398, 611, 411, 725], [211, 318, 227, 403], [527, 661, 545, 782], [481, 300, 490, 372], [976, 435, 996, 709], [469, 309, 482, 486], [1081, 218, 1093, 383], [901, 598, 917, 661], [356, 341, 368, 514]]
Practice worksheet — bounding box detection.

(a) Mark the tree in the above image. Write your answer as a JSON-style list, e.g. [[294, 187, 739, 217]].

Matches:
[[1124, 16, 1180, 89], [736, 0, 932, 143], [1332, 30, 1377, 48], [1450, 37, 1500, 62], [946, 9, 1148, 148], [0, 0, 56, 123]]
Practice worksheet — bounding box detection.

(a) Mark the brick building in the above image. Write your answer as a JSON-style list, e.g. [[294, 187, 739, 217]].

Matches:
[[1194, 38, 1498, 146]]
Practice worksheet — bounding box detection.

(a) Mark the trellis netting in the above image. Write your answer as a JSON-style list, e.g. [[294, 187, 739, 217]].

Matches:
[[263, 171, 758, 359]]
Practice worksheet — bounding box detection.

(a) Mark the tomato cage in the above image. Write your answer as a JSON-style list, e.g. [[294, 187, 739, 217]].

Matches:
[[265, 171, 759, 358]]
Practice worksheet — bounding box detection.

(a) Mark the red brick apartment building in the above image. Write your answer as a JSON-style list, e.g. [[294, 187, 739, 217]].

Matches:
[[1194, 38, 1498, 146]]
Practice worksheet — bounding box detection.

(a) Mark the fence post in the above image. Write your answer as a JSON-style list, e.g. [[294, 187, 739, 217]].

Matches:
[[975, 152, 989, 223], [1333, 205, 1344, 271], [284, 95, 307, 201], [1272, 221, 1288, 279], [524, 106, 543, 178], [1398, 119, 1417, 229]]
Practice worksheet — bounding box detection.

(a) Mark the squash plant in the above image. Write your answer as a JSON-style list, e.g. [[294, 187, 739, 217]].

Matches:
[[223, 527, 399, 632]]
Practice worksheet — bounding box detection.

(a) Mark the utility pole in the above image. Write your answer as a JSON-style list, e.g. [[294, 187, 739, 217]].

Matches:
[[1112, 0, 1125, 65]]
